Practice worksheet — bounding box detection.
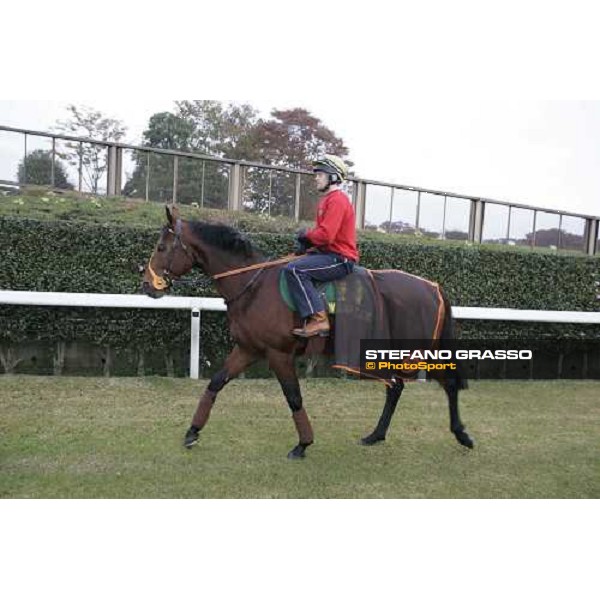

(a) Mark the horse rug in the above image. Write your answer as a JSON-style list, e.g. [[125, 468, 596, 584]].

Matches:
[[279, 267, 446, 381]]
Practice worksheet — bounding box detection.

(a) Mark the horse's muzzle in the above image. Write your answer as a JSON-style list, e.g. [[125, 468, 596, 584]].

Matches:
[[142, 281, 165, 299]]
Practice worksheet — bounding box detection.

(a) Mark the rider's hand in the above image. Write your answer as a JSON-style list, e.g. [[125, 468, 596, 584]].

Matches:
[[294, 229, 312, 255]]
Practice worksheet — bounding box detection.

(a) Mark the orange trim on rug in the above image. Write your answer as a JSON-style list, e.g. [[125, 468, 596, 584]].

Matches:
[[332, 364, 393, 388], [368, 268, 438, 286], [431, 283, 446, 341], [332, 364, 419, 388]]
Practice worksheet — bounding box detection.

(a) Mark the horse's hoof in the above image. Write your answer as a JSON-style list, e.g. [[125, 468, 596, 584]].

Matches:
[[360, 434, 385, 446], [287, 445, 305, 459], [455, 431, 474, 449], [183, 427, 199, 449], [287, 442, 312, 459]]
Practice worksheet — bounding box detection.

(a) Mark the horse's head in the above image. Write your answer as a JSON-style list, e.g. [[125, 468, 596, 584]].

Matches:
[[141, 205, 196, 298]]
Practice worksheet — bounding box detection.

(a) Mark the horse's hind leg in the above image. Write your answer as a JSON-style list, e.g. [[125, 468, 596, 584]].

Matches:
[[444, 377, 474, 449], [184, 344, 258, 449], [361, 379, 404, 446]]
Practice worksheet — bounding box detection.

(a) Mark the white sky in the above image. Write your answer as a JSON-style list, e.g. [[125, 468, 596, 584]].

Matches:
[[1, 99, 599, 222]]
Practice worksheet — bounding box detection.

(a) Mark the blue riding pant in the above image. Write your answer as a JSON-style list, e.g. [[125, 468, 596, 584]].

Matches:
[[283, 252, 354, 320]]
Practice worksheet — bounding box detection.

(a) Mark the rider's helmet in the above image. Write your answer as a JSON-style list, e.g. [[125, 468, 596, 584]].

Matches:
[[312, 155, 349, 186]]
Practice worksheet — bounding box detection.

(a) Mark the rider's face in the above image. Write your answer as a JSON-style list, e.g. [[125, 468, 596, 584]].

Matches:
[[315, 171, 330, 192]]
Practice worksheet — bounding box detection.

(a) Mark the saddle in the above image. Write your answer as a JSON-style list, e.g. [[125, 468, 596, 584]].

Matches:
[[278, 266, 369, 314]]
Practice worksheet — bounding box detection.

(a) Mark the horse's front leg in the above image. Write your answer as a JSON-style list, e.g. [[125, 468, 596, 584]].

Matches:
[[268, 350, 314, 459], [184, 344, 258, 449]]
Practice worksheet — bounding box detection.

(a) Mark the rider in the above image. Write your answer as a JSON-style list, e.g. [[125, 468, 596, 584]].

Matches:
[[284, 155, 359, 338]]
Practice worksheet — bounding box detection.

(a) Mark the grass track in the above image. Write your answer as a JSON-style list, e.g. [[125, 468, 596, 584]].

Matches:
[[1, 377, 599, 498]]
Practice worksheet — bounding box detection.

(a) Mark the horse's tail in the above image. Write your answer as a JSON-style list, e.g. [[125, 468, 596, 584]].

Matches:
[[438, 286, 468, 390]]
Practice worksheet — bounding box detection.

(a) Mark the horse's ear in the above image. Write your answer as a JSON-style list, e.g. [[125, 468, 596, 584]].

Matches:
[[166, 204, 180, 226]]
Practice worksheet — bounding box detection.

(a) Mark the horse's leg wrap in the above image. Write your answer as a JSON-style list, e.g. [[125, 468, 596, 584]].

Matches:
[[269, 352, 313, 458], [190, 370, 230, 430], [292, 408, 314, 445], [287, 408, 314, 459], [361, 380, 404, 445], [191, 390, 217, 431]]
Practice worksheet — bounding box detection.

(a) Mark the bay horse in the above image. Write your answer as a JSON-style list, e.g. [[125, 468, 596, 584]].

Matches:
[[141, 205, 474, 459]]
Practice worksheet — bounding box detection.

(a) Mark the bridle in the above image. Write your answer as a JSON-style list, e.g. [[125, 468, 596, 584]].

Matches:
[[147, 219, 196, 291]]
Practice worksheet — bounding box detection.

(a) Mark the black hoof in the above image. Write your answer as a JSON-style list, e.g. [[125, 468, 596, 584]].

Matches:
[[360, 433, 385, 446], [184, 426, 199, 449], [455, 431, 474, 449], [287, 441, 312, 460]]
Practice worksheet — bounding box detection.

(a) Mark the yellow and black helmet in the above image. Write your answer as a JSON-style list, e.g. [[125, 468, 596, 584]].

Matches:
[[312, 155, 348, 184]]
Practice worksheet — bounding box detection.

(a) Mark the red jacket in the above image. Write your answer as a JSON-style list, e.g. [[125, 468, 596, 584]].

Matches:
[[305, 189, 359, 262]]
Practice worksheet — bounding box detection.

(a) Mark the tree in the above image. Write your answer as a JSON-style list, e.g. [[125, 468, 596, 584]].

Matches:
[[175, 100, 261, 159], [253, 108, 351, 170], [17, 149, 73, 189], [54, 105, 127, 194], [139, 111, 195, 150]]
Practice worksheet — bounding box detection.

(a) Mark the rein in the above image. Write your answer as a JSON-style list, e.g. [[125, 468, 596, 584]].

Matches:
[[213, 254, 296, 279], [216, 254, 296, 306]]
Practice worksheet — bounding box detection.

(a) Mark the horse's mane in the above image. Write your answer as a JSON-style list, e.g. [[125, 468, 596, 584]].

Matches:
[[188, 221, 264, 260]]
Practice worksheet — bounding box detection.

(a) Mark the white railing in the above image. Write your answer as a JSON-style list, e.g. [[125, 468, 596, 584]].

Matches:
[[1, 290, 599, 379]]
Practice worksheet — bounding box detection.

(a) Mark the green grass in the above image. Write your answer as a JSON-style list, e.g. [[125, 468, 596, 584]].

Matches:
[[1, 377, 598, 498]]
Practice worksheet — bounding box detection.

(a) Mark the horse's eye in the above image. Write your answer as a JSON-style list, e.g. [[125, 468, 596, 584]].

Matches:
[[157, 244, 166, 252]]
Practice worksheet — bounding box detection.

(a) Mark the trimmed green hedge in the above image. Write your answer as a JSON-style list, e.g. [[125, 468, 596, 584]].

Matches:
[[1, 217, 599, 375]]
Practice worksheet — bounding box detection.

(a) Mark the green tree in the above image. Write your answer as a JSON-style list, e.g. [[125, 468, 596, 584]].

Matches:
[[17, 149, 73, 189], [175, 100, 261, 159], [253, 108, 351, 169], [54, 105, 127, 194], [140, 111, 195, 150]]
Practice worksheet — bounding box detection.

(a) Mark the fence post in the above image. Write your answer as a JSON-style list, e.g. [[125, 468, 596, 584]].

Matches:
[[172, 155, 178, 203], [469, 199, 484, 243], [584, 217, 599, 255], [190, 308, 201, 379], [78, 142, 83, 192], [107, 145, 122, 196], [442, 195, 448, 239], [353, 180, 366, 229], [116, 147, 123, 195], [23, 133, 27, 183], [145, 152, 150, 201], [294, 173, 301, 221], [229, 163, 243, 210], [51, 138, 56, 187]]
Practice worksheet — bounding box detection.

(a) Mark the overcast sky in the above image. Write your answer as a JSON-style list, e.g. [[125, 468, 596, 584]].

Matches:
[[1, 99, 598, 221]]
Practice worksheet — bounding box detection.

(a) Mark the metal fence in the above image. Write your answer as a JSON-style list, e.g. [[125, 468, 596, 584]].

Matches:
[[1, 124, 598, 255]]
